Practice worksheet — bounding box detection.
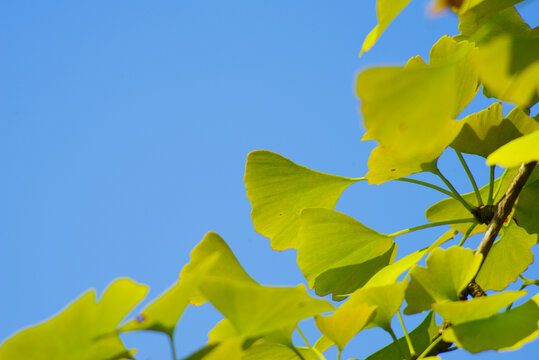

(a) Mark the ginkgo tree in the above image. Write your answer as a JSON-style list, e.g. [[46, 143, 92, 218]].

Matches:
[[2, 0, 539, 359]]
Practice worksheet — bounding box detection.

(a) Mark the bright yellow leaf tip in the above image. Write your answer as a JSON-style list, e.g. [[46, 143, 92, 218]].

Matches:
[[486, 130, 539, 167]]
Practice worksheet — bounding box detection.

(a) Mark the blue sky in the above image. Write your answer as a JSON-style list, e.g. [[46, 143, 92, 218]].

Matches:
[[1, 1, 538, 359]]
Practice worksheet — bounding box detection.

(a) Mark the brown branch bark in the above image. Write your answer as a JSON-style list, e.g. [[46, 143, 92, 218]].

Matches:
[[414, 161, 537, 359]]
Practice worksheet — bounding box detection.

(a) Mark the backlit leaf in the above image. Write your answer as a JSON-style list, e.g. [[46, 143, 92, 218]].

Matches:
[[359, 0, 413, 55], [514, 179, 539, 234], [365, 312, 438, 360], [476, 222, 536, 291], [451, 103, 539, 158], [243, 344, 316, 360], [433, 290, 526, 324], [0, 279, 148, 360], [442, 294, 539, 353], [200, 279, 334, 338], [357, 36, 478, 184], [487, 130, 539, 167], [345, 282, 407, 332], [244, 150, 358, 250], [296, 208, 396, 296], [404, 247, 482, 314], [315, 302, 378, 352]]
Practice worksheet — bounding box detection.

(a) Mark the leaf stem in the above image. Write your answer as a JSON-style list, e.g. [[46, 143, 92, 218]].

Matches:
[[433, 168, 473, 211], [388, 327, 406, 360], [455, 151, 483, 206], [296, 326, 326, 360], [487, 166, 495, 205], [492, 168, 508, 200], [417, 335, 444, 359], [168, 334, 178, 360], [389, 218, 476, 237], [395, 178, 453, 197], [458, 223, 477, 247], [397, 310, 415, 356]]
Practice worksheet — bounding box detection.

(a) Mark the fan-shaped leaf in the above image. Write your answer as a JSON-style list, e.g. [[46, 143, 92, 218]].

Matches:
[[243, 344, 316, 360], [487, 130, 539, 167], [451, 103, 539, 158], [200, 279, 334, 338], [315, 302, 378, 352], [296, 208, 396, 296], [244, 150, 359, 250], [514, 179, 539, 234], [404, 247, 482, 314], [0, 279, 147, 360], [476, 222, 536, 291], [442, 294, 539, 353]]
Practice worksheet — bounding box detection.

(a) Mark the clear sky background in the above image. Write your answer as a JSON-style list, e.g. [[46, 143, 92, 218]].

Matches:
[[1, 1, 538, 359]]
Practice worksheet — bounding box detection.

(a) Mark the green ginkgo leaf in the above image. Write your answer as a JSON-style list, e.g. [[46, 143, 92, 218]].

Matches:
[[0, 279, 148, 360], [359, 0, 413, 56], [120, 252, 220, 335], [243, 343, 317, 360], [365, 312, 438, 360], [404, 247, 482, 314], [425, 167, 519, 234], [357, 36, 478, 184], [475, 222, 536, 291], [363, 230, 457, 289], [296, 208, 396, 296], [315, 302, 378, 352], [442, 294, 539, 353], [487, 130, 539, 167], [451, 103, 539, 158], [244, 150, 359, 250], [476, 33, 539, 107], [433, 290, 527, 324], [179, 232, 257, 305], [200, 278, 334, 338], [515, 179, 539, 234], [344, 282, 407, 333]]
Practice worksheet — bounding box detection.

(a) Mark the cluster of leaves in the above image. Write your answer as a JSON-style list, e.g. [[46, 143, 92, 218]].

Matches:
[[2, 0, 539, 359]]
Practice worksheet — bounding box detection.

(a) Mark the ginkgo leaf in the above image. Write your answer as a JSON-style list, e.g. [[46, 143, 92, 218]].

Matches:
[[442, 294, 539, 353], [433, 290, 527, 324], [315, 302, 378, 352], [313, 335, 335, 354], [365, 312, 438, 360], [359, 0, 413, 56], [425, 167, 519, 233], [243, 344, 317, 360], [120, 253, 220, 335], [514, 179, 539, 234], [404, 247, 482, 314], [357, 36, 478, 184], [179, 232, 257, 305], [244, 150, 359, 250], [487, 130, 539, 167], [476, 34, 539, 107], [475, 222, 536, 291], [451, 103, 539, 158], [344, 282, 407, 332], [296, 208, 396, 296], [199, 278, 334, 338], [0, 279, 148, 360]]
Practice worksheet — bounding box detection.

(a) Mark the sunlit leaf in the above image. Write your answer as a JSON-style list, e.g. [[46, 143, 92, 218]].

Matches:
[[244, 150, 359, 250], [357, 36, 478, 184], [451, 103, 539, 158], [200, 279, 334, 338], [433, 290, 526, 324], [404, 247, 482, 314], [359, 0, 413, 55], [345, 282, 407, 332], [120, 253, 219, 335], [313, 335, 335, 354], [296, 208, 396, 296], [515, 179, 539, 234], [0, 279, 148, 360], [315, 302, 377, 352], [365, 312, 438, 360], [363, 230, 457, 289], [442, 294, 539, 353], [487, 130, 539, 167], [243, 344, 316, 360], [476, 222, 536, 291], [179, 231, 256, 305]]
